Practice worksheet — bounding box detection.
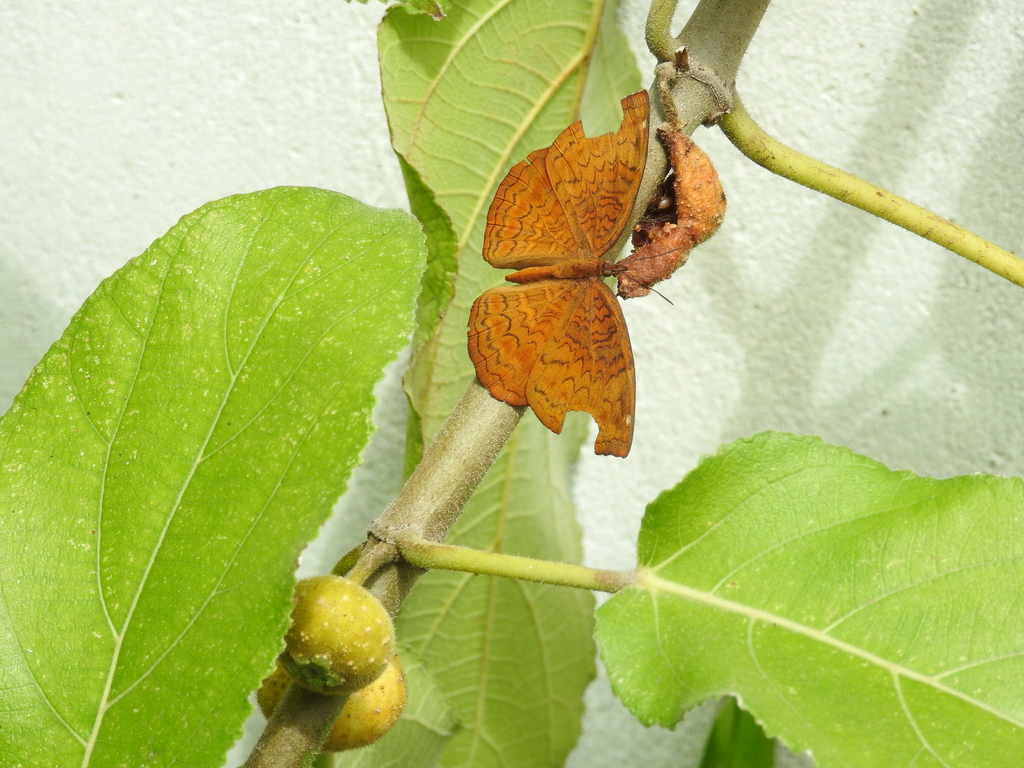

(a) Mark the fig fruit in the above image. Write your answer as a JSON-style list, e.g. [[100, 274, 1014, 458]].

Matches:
[[255, 663, 292, 719], [322, 655, 407, 751], [280, 575, 396, 694], [258, 656, 408, 751]]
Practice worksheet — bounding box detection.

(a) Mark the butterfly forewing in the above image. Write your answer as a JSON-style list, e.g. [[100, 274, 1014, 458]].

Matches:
[[544, 91, 649, 260], [483, 90, 650, 271], [483, 152, 585, 269]]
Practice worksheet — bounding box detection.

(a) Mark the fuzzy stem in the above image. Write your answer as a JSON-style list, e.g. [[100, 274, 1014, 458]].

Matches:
[[646, 0, 681, 61], [369, 380, 523, 545], [393, 531, 636, 593], [719, 96, 1024, 289], [245, 684, 348, 768], [676, 0, 772, 101], [632, 0, 771, 252]]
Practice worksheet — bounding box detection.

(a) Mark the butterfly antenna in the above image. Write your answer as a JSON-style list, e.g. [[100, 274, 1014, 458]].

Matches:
[[650, 287, 674, 305]]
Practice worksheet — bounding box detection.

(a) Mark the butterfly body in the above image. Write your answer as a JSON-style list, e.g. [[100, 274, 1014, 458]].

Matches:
[[504, 259, 622, 284], [468, 91, 649, 457]]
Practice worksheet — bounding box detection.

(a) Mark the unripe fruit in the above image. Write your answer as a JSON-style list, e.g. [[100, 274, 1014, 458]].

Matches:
[[281, 575, 396, 694], [255, 664, 292, 719], [258, 656, 408, 752], [323, 655, 407, 751]]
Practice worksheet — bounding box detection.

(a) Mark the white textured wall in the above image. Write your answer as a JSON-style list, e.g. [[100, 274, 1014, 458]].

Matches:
[[3, 1, 1022, 766]]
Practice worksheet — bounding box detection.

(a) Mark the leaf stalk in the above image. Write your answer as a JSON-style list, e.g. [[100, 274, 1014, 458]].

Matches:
[[646, 0, 682, 62], [391, 531, 636, 593]]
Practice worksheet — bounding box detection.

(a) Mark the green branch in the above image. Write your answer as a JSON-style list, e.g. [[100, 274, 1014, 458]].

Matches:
[[392, 532, 637, 593], [646, 0, 681, 62], [719, 96, 1024, 289]]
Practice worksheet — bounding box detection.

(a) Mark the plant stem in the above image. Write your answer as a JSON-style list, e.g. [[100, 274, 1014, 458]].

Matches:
[[634, 0, 771, 246], [676, 0, 772, 103], [719, 96, 1024, 289], [392, 531, 636, 593], [646, 0, 681, 62], [245, 684, 348, 768], [369, 380, 523, 546]]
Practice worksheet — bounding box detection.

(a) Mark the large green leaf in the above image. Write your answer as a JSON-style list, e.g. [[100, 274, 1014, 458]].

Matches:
[[379, 2, 640, 768], [0, 187, 425, 767], [597, 432, 1024, 768]]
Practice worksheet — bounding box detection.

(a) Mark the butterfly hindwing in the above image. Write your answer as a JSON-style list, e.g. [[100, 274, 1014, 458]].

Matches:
[[467, 281, 577, 407], [525, 280, 634, 457], [467, 279, 635, 457]]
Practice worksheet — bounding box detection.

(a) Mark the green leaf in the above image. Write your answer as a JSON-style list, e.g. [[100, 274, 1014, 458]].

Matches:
[[380, 0, 640, 446], [347, 0, 450, 22], [334, 648, 461, 768], [379, 2, 641, 768], [597, 432, 1024, 768], [700, 697, 774, 768], [396, 154, 458, 475], [403, 0, 450, 21], [0, 187, 425, 767], [579, 0, 644, 137], [398, 155, 458, 366]]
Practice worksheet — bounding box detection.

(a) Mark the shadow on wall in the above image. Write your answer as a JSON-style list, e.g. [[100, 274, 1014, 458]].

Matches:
[[700, 0, 1024, 479]]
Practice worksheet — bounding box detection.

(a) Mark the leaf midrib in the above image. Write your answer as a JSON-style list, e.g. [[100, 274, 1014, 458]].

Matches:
[[82, 194, 335, 765], [82, 205, 277, 767], [640, 571, 1024, 729]]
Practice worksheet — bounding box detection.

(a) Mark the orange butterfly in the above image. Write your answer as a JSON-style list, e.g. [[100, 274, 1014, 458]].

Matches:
[[467, 91, 650, 457]]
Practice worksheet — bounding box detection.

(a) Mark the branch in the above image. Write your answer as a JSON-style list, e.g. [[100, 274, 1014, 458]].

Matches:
[[245, 684, 349, 768], [632, 0, 771, 251], [719, 97, 1024, 289], [646, 0, 681, 62], [368, 380, 522, 547]]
